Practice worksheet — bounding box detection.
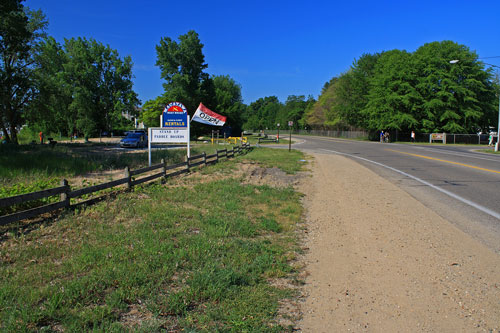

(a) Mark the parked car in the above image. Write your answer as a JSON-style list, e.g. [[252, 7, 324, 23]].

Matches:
[[120, 132, 147, 148]]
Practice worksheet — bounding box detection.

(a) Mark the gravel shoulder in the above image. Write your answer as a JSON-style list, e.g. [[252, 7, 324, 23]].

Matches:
[[298, 153, 500, 332]]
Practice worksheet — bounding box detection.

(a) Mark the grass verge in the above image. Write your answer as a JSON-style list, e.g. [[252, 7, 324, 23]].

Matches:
[[0, 147, 306, 331]]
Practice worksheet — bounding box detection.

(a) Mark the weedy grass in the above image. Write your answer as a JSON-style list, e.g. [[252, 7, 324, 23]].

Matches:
[[240, 148, 306, 174], [0, 148, 306, 332], [0, 143, 216, 185]]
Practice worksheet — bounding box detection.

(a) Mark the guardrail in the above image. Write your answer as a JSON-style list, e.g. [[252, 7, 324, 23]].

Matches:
[[0, 143, 251, 226]]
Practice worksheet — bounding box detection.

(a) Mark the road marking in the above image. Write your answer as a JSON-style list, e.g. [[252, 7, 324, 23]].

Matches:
[[386, 149, 500, 175], [319, 148, 500, 220], [406, 146, 500, 163]]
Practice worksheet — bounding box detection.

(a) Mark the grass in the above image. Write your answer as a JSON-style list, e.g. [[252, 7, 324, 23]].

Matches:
[[0, 142, 225, 194], [0, 147, 307, 332], [478, 149, 500, 154], [240, 148, 306, 174]]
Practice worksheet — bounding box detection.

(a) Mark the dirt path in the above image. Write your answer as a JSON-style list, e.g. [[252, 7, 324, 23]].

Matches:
[[298, 153, 500, 332]]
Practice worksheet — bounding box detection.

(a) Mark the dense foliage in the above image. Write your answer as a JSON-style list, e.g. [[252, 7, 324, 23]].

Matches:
[[2, 2, 498, 142], [146, 30, 315, 135], [27, 37, 139, 139], [308, 41, 499, 134], [0, 0, 47, 143]]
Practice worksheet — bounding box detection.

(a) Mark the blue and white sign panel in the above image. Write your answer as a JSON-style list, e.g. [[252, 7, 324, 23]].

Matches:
[[162, 102, 188, 128]]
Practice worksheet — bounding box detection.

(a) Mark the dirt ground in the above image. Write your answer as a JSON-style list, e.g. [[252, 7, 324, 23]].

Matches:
[[298, 153, 500, 332]]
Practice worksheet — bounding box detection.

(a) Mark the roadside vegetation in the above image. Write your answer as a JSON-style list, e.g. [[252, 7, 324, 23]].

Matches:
[[0, 147, 307, 331], [0, 142, 224, 190]]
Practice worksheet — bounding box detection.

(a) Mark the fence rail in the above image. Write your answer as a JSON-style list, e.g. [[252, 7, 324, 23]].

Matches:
[[0, 143, 251, 226]]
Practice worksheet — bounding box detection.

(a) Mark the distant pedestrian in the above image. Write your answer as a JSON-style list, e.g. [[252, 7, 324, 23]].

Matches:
[[380, 131, 384, 143], [384, 131, 390, 143], [488, 133, 494, 147], [411, 131, 415, 143], [39, 131, 44, 144]]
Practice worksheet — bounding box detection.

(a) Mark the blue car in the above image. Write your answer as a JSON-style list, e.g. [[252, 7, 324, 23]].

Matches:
[[120, 132, 147, 148]]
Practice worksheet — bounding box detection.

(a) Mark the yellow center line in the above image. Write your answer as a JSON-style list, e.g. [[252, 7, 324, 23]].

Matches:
[[385, 149, 500, 175]]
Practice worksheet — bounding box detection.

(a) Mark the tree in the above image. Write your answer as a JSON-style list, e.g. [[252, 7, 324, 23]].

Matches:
[[27, 37, 139, 139], [26, 37, 71, 135], [156, 30, 213, 115], [0, 0, 47, 143], [362, 50, 421, 132], [413, 41, 496, 133], [213, 75, 245, 133], [278, 95, 315, 130], [139, 95, 169, 128], [243, 96, 282, 130]]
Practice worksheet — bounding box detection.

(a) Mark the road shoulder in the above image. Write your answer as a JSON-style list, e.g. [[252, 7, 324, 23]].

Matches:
[[298, 153, 500, 332]]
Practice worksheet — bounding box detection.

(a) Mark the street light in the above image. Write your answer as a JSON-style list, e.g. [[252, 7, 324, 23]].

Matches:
[[450, 59, 500, 152]]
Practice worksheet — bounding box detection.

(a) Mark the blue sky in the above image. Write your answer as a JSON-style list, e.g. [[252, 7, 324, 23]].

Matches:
[[25, 0, 500, 106]]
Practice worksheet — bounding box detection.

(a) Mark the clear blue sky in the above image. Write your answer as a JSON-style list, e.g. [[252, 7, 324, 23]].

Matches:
[[25, 0, 500, 106]]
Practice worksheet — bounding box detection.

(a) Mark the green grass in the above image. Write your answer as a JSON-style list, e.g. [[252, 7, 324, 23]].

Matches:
[[0, 142, 223, 192], [478, 149, 500, 154], [0, 148, 306, 331], [241, 148, 307, 174]]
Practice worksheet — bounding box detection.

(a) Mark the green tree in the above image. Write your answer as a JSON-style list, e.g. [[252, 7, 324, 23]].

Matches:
[[413, 41, 496, 133], [278, 95, 315, 130], [27, 37, 139, 139], [243, 96, 282, 130], [26, 37, 71, 135], [156, 30, 213, 115], [0, 0, 47, 143], [139, 95, 169, 128], [213, 75, 246, 133], [363, 50, 421, 132]]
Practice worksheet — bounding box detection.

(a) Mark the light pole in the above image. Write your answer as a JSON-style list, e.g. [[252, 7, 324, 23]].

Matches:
[[450, 59, 500, 151]]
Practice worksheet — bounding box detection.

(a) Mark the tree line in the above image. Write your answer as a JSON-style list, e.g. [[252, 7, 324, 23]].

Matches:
[[304, 41, 499, 135], [138, 30, 315, 135], [2, 0, 498, 144], [1, 0, 139, 143]]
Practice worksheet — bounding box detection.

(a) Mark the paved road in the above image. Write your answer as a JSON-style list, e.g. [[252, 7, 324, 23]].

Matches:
[[289, 135, 500, 253]]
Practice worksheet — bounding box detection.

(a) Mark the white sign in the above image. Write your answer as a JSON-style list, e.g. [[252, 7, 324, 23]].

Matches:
[[150, 128, 188, 143], [148, 115, 191, 166]]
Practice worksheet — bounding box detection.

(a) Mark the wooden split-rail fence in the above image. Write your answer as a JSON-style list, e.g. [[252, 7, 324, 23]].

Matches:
[[0, 144, 251, 226]]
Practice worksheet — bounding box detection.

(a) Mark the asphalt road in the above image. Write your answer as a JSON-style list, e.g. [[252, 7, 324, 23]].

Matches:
[[288, 135, 500, 253]]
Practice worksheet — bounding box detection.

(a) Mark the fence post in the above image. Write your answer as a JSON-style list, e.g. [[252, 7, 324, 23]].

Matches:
[[203, 152, 207, 166], [161, 158, 166, 177], [60, 179, 70, 208], [124, 166, 131, 190], [224, 148, 227, 158], [216, 149, 219, 163]]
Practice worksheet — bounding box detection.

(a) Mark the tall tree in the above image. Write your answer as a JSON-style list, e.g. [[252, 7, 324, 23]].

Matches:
[[243, 96, 282, 130], [0, 0, 47, 143], [155, 30, 213, 114], [278, 95, 315, 130], [26, 37, 70, 135], [363, 50, 421, 131], [213, 74, 245, 133], [413, 41, 496, 133]]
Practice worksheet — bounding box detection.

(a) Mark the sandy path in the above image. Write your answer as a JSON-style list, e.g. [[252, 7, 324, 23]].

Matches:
[[298, 153, 500, 332]]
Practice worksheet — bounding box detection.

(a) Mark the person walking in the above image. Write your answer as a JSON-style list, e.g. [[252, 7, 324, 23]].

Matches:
[[380, 130, 384, 143], [411, 131, 415, 143], [488, 133, 494, 147], [39, 131, 44, 144]]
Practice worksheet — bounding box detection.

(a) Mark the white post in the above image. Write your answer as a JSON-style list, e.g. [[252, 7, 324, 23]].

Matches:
[[187, 115, 191, 158], [160, 113, 163, 128], [148, 127, 152, 166], [496, 92, 500, 152]]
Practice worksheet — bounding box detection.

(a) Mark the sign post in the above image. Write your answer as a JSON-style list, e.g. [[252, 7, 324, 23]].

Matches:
[[288, 121, 293, 152], [277, 123, 280, 143]]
